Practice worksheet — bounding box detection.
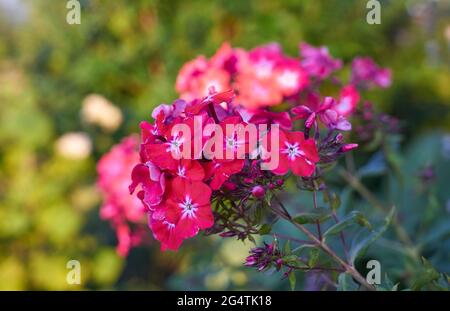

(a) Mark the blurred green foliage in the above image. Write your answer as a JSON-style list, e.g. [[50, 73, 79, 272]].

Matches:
[[0, 0, 449, 290]]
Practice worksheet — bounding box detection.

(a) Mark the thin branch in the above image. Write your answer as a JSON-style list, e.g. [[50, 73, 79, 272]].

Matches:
[[272, 195, 375, 291]]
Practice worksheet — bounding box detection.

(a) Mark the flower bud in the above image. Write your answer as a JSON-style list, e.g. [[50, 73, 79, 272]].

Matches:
[[335, 133, 344, 143], [276, 179, 284, 187], [220, 231, 237, 238], [251, 185, 265, 199], [223, 181, 237, 191], [340, 143, 358, 152]]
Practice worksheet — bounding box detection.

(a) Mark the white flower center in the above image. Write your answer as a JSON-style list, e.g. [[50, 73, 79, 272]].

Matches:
[[277, 70, 299, 89], [179, 196, 198, 218], [255, 58, 274, 78], [282, 142, 305, 161], [166, 135, 184, 155], [226, 136, 238, 149]]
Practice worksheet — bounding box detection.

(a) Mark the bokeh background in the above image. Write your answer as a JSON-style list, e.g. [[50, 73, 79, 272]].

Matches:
[[0, 0, 449, 290]]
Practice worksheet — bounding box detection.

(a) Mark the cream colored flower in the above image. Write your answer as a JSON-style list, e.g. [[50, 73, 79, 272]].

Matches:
[[81, 94, 122, 132], [55, 132, 92, 160]]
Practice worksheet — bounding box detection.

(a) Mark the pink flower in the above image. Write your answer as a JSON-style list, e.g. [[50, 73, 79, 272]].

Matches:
[[273, 58, 309, 96], [234, 72, 283, 110], [264, 130, 319, 177], [320, 109, 352, 131], [351, 57, 392, 89], [151, 99, 187, 121], [210, 42, 238, 75], [299, 42, 342, 79], [176, 56, 208, 94], [186, 68, 231, 101], [333, 85, 360, 117], [97, 136, 147, 256], [292, 95, 352, 131]]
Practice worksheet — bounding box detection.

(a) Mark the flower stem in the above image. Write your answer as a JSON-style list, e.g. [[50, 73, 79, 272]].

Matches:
[[339, 169, 418, 256], [312, 190, 322, 241], [271, 194, 375, 291]]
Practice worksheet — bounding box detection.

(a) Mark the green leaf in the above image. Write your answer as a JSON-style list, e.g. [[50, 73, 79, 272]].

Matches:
[[324, 211, 372, 239], [288, 271, 296, 291], [293, 207, 331, 224], [411, 257, 440, 290], [258, 224, 272, 235], [349, 207, 395, 264], [337, 273, 359, 291], [284, 240, 291, 254], [282, 255, 298, 264], [282, 255, 308, 269], [308, 248, 320, 267]]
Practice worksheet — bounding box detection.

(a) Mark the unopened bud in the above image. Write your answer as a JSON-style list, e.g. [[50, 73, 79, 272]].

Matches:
[[340, 143, 358, 152], [251, 185, 265, 199], [223, 181, 237, 191], [243, 177, 254, 184]]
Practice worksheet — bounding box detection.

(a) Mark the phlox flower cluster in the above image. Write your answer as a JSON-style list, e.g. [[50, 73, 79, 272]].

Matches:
[[98, 41, 392, 253], [129, 90, 320, 250]]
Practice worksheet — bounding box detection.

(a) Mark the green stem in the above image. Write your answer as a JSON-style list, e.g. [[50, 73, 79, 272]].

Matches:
[[271, 194, 375, 291]]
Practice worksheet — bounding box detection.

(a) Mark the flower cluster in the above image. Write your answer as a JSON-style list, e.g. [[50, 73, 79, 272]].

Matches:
[[124, 42, 390, 252], [177, 42, 310, 110], [97, 136, 147, 256], [93, 43, 392, 257], [129, 90, 321, 250]]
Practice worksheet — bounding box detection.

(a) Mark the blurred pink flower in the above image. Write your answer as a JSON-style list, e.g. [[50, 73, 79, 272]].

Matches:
[[351, 57, 392, 89], [299, 42, 342, 79], [97, 136, 148, 256]]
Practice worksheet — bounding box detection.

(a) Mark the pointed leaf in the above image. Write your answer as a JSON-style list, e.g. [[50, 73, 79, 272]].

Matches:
[[258, 224, 272, 235], [349, 207, 395, 264], [288, 271, 296, 291], [293, 207, 331, 224], [324, 211, 371, 239]]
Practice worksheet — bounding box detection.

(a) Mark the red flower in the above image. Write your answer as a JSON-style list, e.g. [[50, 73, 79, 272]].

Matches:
[[264, 130, 319, 177], [165, 177, 214, 239], [149, 213, 183, 251], [204, 160, 245, 190], [239, 108, 292, 131], [171, 159, 205, 181], [129, 162, 166, 209]]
